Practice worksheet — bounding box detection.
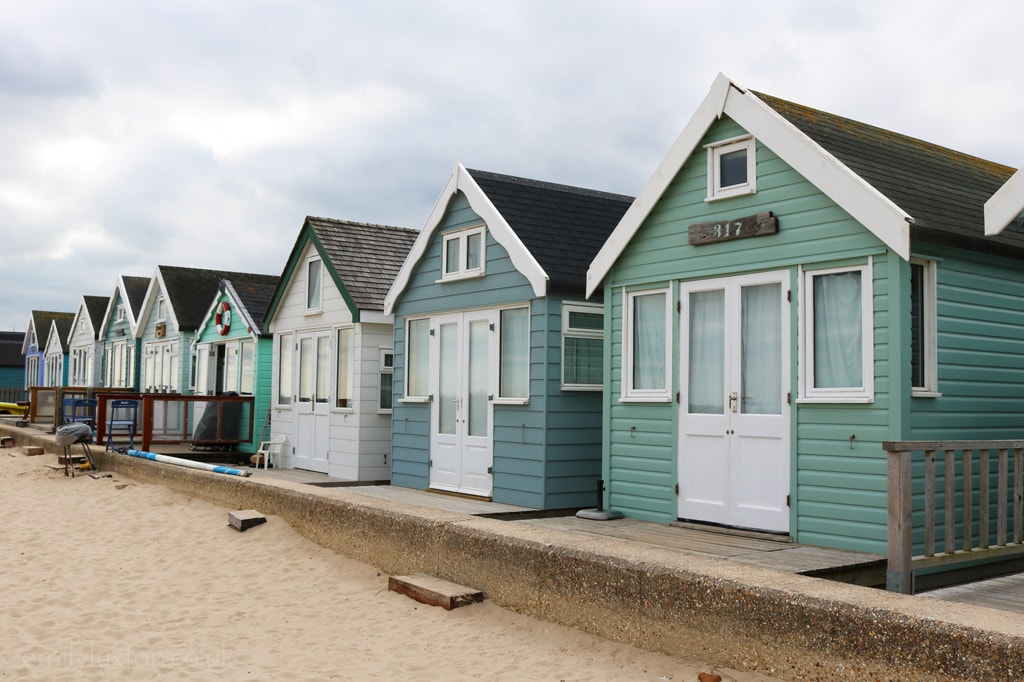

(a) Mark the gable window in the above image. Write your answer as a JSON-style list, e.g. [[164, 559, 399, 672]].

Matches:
[[498, 307, 529, 400], [562, 303, 603, 390], [335, 327, 354, 408], [622, 288, 671, 401], [706, 135, 756, 201], [156, 296, 166, 321], [441, 225, 485, 281], [379, 349, 394, 412], [116, 304, 125, 323], [276, 333, 293, 405], [911, 259, 939, 396], [306, 258, 323, 311], [405, 318, 430, 400], [800, 263, 874, 402]]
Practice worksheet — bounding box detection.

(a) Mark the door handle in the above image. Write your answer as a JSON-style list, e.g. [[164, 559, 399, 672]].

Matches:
[[729, 392, 738, 413]]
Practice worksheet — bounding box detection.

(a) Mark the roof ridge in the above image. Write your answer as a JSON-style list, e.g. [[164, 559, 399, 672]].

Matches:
[[306, 216, 419, 234], [466, 168, 634, 203]]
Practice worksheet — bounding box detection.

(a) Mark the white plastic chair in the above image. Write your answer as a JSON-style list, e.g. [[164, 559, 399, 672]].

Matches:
[[255, 435, 286, 470]]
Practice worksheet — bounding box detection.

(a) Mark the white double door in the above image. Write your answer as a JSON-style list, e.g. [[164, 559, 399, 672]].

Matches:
[[294, 330, 331, 473], [679, 271, 790, 533], [430, 310, 495, 497]]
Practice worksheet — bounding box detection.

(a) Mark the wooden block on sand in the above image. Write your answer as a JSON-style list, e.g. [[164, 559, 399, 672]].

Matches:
[[228, 509, 267, 532], [0, 436, 13, 448], [388, 574, 483, 610], [23, 446, 44, 456]]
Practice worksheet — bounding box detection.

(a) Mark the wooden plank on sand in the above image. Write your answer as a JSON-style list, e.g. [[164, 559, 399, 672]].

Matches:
[[388, 574, 483, 610]]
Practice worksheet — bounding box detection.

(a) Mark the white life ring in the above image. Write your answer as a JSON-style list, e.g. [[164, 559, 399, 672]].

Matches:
[[215, 301, 231, 335]]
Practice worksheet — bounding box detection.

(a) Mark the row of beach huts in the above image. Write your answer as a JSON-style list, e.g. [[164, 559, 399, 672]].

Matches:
[[14, 74, 1024, 568]]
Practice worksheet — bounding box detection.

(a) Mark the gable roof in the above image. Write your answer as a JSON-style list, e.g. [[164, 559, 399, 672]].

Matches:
[[385, 164, 632, 312], [141, 266, 279, 335], [23, 311, 74, 353], [0, 331, 25, 368], [587, 73, 1018, 296], [985, 166, 1024, 236], [45, 314, 75, 354], [198, 276, 281, 339], [72, 295, 111, 340], [99, 275, 152, 338], [266, 217, 418, 323]]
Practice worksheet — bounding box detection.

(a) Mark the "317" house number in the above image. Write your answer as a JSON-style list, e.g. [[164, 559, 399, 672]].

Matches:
[[688, 211, 778, 245]]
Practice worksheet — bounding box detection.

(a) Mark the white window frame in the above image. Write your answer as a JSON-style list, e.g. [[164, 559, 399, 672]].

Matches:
[[275, 333, 293, 406], [156, 296, 167, 322], [706, 135, 757, 201], [305, 257, 323, 313], [116, 304, 125, 323], [334, 326, 354, 410], [910, 258, 940, 397], [495, 305, 530, 404], [621, 287, 672, 402], [378, 348, 394, 413], [561, 302, 603, 391], [798, 261, 874, 403], [439, 225, 486, 282], [402, 317, 431, 402]]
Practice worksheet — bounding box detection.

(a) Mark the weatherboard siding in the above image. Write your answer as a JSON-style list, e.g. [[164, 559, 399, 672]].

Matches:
[[603, 115, 894, 552]]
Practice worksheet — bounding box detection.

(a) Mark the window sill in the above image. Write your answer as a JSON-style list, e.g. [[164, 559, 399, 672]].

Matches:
[[399, 397, 430, 404], [436, 271, 484, 284], [705, 187, 755, 203], [303, 309, 323, 317], [492, 397, 529, 406], [796, 395, 874, 405], [911, 390, 942, 399], [619, 395, 672, 404], [561, 385, 603, 392]]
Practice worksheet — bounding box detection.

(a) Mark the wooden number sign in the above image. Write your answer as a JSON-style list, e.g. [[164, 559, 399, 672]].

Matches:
[[688, 211, 778, 245]]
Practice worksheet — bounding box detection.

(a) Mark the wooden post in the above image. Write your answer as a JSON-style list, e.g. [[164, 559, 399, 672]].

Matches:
[[887, 448, 913, 593], [924, 450, 935, 557]]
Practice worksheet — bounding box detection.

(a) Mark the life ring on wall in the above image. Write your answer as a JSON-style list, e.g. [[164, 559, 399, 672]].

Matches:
[[215, 301, 232, 336]]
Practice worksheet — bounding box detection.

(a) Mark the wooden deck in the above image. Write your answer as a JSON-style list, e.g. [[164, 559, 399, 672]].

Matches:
[[515, 516, 886, 586], [921, 572, 1024, 614]]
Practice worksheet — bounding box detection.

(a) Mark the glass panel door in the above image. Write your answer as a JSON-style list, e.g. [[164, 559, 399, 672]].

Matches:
[[740, 283, 782, 415], [688, 289, 725, 414]]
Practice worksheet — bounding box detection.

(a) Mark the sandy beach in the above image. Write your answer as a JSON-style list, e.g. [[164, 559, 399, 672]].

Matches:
[[0, 447, 777, 681]]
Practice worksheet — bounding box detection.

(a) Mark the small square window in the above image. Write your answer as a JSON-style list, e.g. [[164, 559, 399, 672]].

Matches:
[[706, 136, 756, 201], [440, 226, 486, 281]]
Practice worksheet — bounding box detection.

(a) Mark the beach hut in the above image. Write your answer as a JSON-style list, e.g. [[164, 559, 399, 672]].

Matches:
[[264, 217, 418, 479], [384, 165, 632, 509], [0, 332, 26, 401], [22, 311, 73, 390], [97, 275, 151, 390], [192, 275, 280, 454], [42, 314, 75, 386], [586, 73, 1024, 554], [67, 295, 111, 387], [134, 266, 277, 394]]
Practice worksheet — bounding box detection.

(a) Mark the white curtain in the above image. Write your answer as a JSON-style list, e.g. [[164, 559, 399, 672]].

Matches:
[[688, 289, 724, 413], [407, 319, 429, 397], [741, 283, 781, 414], [813, 271, 862, 388], [468, 320, 489, 436], [633, 292, 666, 390]]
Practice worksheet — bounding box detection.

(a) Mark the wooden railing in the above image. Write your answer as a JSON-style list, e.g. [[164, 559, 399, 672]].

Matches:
[[95, 393, 254, 452], [885, 440, 1024, 593]]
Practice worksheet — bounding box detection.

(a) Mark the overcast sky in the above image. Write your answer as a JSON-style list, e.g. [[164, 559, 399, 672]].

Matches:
[[4, 0, 1024, 333]]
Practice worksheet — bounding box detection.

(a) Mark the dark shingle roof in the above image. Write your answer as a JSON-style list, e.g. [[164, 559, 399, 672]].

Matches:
[[122, 276, 151, 318], [752, 91, 1023, 253], [83, 296, 110, 337], [53, 315, 74, 349], [31, 311, 74, 349], [307, 218, 419, 311], [159, 266, 279, 331], [227, 277, 279, 332], [0, 331, 25, 367], [466, 169, 634, 295]]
